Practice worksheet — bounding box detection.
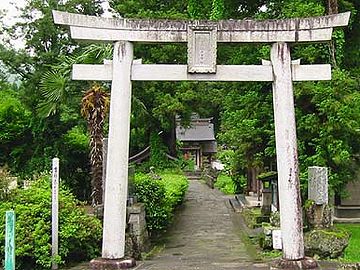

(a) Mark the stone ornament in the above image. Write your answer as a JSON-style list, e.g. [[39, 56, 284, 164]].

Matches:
[[187, 24, 217, 73]]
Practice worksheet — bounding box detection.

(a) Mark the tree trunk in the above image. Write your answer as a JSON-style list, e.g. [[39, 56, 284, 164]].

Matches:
[[327, 0, 338, 15], [163, 115, 177, 157], [327, 0, 339, 67]]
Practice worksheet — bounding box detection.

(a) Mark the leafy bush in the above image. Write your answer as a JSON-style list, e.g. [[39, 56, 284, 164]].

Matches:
[[0, 88, 32, 171], [0, 174, 102, 269], [134, 170, 188, 233], [214, 173, 235, 194]]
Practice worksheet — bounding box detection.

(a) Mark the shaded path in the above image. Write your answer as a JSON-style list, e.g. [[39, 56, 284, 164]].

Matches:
[[135, 180, 268, 270]]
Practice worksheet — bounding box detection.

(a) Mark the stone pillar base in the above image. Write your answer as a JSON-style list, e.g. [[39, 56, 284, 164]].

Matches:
[[271, 257, 318, 269], [90, 258, 136, 270]]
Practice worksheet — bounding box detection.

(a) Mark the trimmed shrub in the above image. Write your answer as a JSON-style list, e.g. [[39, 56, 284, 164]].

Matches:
[[0, 174, 102, 269], [134, 170, 188, 233], [214, 173, 235, 194]]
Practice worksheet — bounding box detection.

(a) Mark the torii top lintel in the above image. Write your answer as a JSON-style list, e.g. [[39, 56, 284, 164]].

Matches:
[[52, 10, 350, 43]]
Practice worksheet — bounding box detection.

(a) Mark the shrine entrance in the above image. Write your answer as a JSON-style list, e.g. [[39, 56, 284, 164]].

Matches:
[[53, 10, 349, 269]]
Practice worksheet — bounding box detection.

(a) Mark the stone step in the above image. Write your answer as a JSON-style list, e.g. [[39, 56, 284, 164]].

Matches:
[[229, 198, 242, 213], [333, 217, 360, 224], [187, 175, 201, 181], [334, 206, 360, 219]]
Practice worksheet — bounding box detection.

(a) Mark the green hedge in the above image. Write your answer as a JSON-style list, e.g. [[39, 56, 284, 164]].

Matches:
[[134, 170, 188, 233], [214, 173, 235, 194], [0, 174, 102, 269]]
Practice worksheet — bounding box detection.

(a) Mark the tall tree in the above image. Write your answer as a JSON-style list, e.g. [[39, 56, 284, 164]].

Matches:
[[81, 84, 110, 205], [0, 0, 104, 199]]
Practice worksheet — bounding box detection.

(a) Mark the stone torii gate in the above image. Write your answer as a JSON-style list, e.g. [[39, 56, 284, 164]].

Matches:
[[52, 10, 350, 269]]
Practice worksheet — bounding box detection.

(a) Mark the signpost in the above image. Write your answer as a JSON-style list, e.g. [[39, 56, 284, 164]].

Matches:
[[52, 10, 350, 269], [52, 158, 59, 270], [5, 211, 15, 270]]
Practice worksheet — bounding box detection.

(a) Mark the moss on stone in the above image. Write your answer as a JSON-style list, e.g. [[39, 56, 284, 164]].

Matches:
[[242, 207, 263, 229], [304, 228, 350, 259], [304, 199, 315, 210]]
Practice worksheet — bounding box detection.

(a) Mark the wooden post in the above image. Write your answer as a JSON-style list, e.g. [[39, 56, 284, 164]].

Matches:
[[5, 211, 15, 270], [101, 41, 133, 259], [271, 42, 304, 260], [52, 158, 59, 270]]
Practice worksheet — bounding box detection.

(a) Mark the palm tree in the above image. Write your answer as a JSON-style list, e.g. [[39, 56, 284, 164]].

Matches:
[[327, 0, 338, 15], [40, 44, 112, 205], [81, 84, 110, 205]]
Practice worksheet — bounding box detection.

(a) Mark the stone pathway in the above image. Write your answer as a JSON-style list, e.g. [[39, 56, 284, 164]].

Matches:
[[134, 180, 268, 270], [65, 179, 343, 270]]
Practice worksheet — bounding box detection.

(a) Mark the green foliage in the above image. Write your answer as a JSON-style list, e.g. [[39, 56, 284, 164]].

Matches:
[[219, 84, 275, 182], [216, 149, 235, 175], [336, 224, 360, 262], [134, 170, 188, 233], [148, 132, 171, 170], [216, 150, 247, 193], [214, 173, 235, 194], [59, 126, 91, 200], [210, 0, 225, 20], [0, 174, 102, 269], [1, 0, 359, 206], [0, 85, 32, 170], [0, 0, 105, 201], [296, 69, 360, 194]]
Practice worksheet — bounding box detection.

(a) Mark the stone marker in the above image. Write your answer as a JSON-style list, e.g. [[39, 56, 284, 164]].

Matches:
[[306, 166, 332, 229], [272, 229, 282, 250], [308, 166, 328, 205]]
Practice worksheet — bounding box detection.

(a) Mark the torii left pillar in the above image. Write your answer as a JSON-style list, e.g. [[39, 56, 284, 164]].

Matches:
[[90, 41, 136, 269]]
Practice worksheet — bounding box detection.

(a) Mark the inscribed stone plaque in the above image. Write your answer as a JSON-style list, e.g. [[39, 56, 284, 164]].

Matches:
[[308, 166, 328, 205], [272, 229, 282, 250], [187, 24, 217, 73]]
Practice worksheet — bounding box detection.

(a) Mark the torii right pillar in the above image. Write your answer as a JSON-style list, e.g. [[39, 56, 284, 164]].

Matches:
[[270, 42, 317, 269]]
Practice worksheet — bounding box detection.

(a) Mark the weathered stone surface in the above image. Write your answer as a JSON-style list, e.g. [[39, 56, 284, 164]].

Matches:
[[187, 24, 217, 74], [53, 10, 350, 43], [73, 62, 331, 82], [101, 41, 133, 259], [304, 229, 350, 259], [90, 258, 136, 270], [270, 257, 318, 269], [261, 190, 272, 215], [341, 180, 360, 206], [271, 42, 304, 260], [136, 180, 267, 270], [305, 202, 333, 229], [125, 203, 149, 259], [202, 164, 218, 189], [308, 166, 328, 205]]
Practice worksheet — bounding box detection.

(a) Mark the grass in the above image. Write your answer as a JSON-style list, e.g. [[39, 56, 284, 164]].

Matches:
[[335, 224, 360, 262]]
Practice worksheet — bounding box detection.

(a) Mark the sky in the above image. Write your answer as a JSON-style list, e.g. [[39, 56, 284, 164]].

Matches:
[[1, 0, 25, 26]]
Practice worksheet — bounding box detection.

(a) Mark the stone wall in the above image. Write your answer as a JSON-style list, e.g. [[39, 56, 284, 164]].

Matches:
[[341, 181, 360, 206], [125, 203, 149, 259], [95, 203, 149, 259]]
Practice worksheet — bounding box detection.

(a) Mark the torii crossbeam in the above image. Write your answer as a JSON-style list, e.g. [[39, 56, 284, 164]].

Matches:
[[52, 10, 350, 270]]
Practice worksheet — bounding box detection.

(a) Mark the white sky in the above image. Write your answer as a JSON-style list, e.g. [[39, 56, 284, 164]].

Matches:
[[0, 0, 113, 49], [1, 0, 25, 26]]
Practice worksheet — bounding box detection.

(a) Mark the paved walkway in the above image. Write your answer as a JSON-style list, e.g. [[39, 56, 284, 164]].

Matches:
[[135, 180, 268, 270]]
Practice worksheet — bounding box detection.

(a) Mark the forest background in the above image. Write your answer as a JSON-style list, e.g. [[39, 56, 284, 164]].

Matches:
[[0, 0, 359, 202]]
